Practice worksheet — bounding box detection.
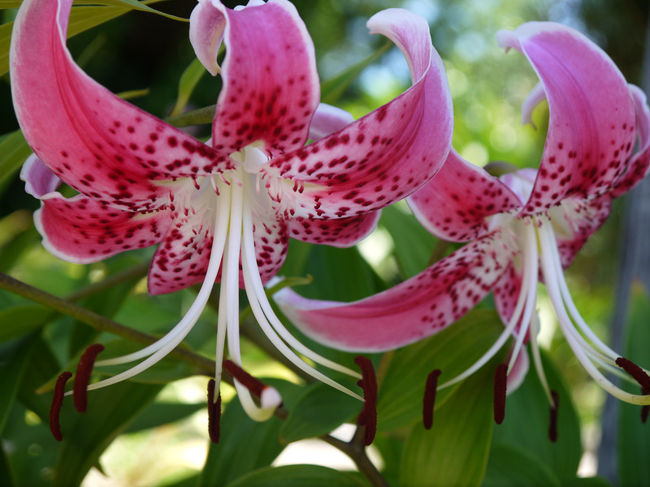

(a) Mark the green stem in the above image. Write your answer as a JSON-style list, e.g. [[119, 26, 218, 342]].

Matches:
[[0, 272, 214, 377], [321, 433, 389, 487]]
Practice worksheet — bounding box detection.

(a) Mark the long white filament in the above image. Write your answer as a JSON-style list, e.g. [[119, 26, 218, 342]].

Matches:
[[538, 221, 650, 405], [79, 182, 231, 391], [438, 221, 539, 390], [241, 176, 363, 401]]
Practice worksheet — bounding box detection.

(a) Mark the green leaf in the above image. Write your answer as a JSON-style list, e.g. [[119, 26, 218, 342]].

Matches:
[[481, 443, 560, 487], [53, 381, 163, 487], [17, 335, 60, 421], [377, 309, 506, 431], [562, 477, 613, 487], [226, 465, 368, 487], [399, 365, 495, 487], [125, 401, 205, 433], [0, 1, 170, 77], [0, 445, 13, 487], [279, 382, 360, 443], [0, 333, 38, 434], [199, 393, 287, 486], [491, 350, 582, 481], [379, 204, 438, 278], [618, 283, 650, 487], [169, 58, 208, 118], [0, 304, 54, 343], [0, 130, 31, 192]]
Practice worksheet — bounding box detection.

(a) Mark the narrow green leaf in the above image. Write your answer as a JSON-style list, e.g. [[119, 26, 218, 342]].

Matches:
[[227, 465, 368, 487], [280, 382, 360, 443], [0, 1, 168, 77], [379, 204, 438, 278], [0, 130, 31, 190], [399, 365, 495, 487], [53, 381, 163, 487], [169, 58, 208, 118], [0, 304, 54, 343], [0, 333, 38, 434], [491, 350, 582, 481], [321, 41, 391, 104], [618, 283, 650, 487], [167, 104, 216, 127], [481, 443, 560, 487], [377, 309, 506, 431]]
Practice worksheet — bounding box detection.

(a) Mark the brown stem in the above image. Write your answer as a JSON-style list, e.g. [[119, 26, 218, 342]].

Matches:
[[321, 434, 389, 487]]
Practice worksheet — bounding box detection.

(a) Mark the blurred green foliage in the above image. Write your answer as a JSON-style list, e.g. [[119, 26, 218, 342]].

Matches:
[[0, 0, 649, 486]]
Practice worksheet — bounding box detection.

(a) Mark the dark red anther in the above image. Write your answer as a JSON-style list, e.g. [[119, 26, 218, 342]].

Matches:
[[50, 371, 72, 442], [354, 355, 377, 446], [223, 359, 265, 398], [207, 379, 222, 443], [423, 369, 441, 430], [73, 343, 104, 412], [615, 357, 650, 389], [493, 363, 507, 425], [549, 390, 559, 443]]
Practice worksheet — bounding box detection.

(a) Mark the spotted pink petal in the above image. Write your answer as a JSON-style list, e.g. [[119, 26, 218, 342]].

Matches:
[[189, 0, 226, 77], [552, 195, 612, 269], [493, 263, 523, 326], [287, 211, 380, 248], [36, 193, 170, 264], [10, 0, 229, 212], [308, 103, 355, 141], [611, 85, 650, 197], [268, 8, 453, 220], [20, 154, 61, 198], [251, 210, 289, 284], [506, 348, 529, 393], [148, 213, 215, 295], [275, 229, 515, 352], [408, 149, 521, 242], [208, 0, 319, 155], [497, 22, 636, 214]]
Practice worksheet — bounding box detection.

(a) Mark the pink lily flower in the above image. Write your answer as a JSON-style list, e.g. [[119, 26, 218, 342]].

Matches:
[[275, 22, 650, 419], [10, 0, 453, 425]]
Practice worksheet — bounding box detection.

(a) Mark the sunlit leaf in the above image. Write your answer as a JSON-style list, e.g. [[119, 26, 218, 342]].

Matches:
[[618, 283, 650, 487], [279, 382, 360, 443], [378, 309, 506, 431], [53, 382, 163, 487], [399, 364, 495, 487], [169, 58, 208, 118], [481, 443, 560, 487], [227, 465, 368, 487]]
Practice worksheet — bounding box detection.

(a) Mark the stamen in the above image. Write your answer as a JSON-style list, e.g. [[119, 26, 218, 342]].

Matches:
[[50, 371, 72, 441], [549, 390, 559, 442], [493, 363, 507, 424], [207, 379, 222, 443], [615, 357, 650, 390], [223, 359, 270, 400], [354, 355, 377, 445], [73, 344, 104, 412], [423, 369, 441, 430]]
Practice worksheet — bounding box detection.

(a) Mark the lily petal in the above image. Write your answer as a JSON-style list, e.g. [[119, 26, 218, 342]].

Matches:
[[308, 103, 355, 141], [493, 263, 524, 326], [269, 8, 453, 219], [287, 211, 381, 248], [251, 209, 289, 284], [148, 213, 215, 295], [11, 0, 229, 211], [408, 149, 521, 242], [20, 154, 61, 198], [189, 0, 226, 76], [275, 229, 515, 352], [208, 0, 320, 154], [611, 85, 650, 197], [497, 22, 636, 213], [36, 193, 170, 264]]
